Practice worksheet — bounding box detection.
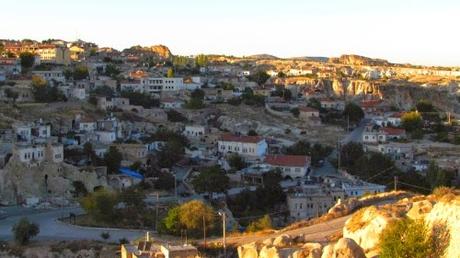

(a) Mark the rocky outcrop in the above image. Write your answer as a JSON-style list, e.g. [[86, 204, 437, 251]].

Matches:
[[343, 206, 406, 252], [0, 159, 108, 205], [329, 55, 390, 66], [321, 238, 366, 258], [292, 243, 322, 258], [150, 45, 172, 59], [424, 199, 460, 258]]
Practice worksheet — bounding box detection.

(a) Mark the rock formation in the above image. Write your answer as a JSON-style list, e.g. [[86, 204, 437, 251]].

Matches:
[[329, 55, 390, 66], [0, 159, 108, 205], [321, 238, 366, 258], [150, 44, 172, 59], [237, 191, 460, 258]]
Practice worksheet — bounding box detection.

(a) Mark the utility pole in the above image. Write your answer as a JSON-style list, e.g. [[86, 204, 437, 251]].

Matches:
[[337, 138, 341, 170], [203, 216, 206, 249], [219, 211, 227, 257], [174, 174, 177, 202], [394, 176, 398, 191], [347, 114, 350, 132], [155, 192, 159, 231]]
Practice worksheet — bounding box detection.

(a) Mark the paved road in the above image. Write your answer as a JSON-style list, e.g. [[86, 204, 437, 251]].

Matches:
[[208, 215, 351, 247], [0, 207, 145, 242]]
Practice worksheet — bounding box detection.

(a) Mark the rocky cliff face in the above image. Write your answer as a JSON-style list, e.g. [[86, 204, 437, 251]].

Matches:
[[150, 45, 172, 59], [329, 55, 390, 66], [0, 159, 108, 205]]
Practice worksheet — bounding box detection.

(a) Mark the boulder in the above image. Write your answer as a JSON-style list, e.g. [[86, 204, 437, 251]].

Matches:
[[273, 234, 292, 248], [263, 237, 275, 246], [343, 206, 400, 252], [424, 200, 460, 258], [292, 243, 322, 258], [321, 238, 365, 258], [406, 200, 433, 220], [238, 242, 259, 258]]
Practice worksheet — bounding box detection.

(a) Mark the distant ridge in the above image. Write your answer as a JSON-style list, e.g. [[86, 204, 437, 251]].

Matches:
[[247, 54, 279, 60], [291, 56, 329, 62]]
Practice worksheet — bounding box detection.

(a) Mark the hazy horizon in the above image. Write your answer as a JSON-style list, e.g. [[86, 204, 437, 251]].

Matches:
[[2, 0, 459, 66]]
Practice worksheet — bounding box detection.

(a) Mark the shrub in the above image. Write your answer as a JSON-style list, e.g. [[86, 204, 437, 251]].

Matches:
[[379, 218, 433, 258], [100, 232, 110, 240], [246, 215, 272, 232], [119, 238, 129, 245], [12, 218, 39, 245]]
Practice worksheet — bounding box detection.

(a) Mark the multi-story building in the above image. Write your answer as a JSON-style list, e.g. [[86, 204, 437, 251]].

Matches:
[[35, 45, 71, 65], [217, 134, 267, 159], [362, 125, 406, 144], [32, 70, 66, 83], [14, 142, 64, 165], [141, 77, 184, 95], [0, 58, 22, 75], [13, 120, 51, 142], [184, 125, 206, 138], [287, 185, 345, 220], [264, 154, 311, 179]]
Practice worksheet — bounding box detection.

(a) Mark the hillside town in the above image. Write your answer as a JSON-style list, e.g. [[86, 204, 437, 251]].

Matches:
[[0, 37, 460, 257]]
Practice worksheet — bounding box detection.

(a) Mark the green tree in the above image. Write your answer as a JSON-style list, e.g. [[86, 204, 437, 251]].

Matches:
[[343, 102, 364, 124], [277, 71, 286, 78], [72, 181, 88, 197], [167, 68, 175, 78], [340, 142, 364, 168], [80, 188, 118, 223], [19, 52, 35, 69], [178, 200, 215, 233], [192, 166, 230, 194], [73, 65, 89, 80], [157, 140, 184, 168], [379, 218, 434, 258], [12, 218, 39, 245], [426, 162, 453, 189], [119, 187, 145, 209], [227, 153, 247, 171], [190, 89, 205, 100], [248, 70, 270, 85], [246, 215, 272, 232], [162, 206, 181, 234], [185, 97, 205, 109], [307, 98, 322, 110], [31, 76, 67, 103], [416, 99, 435, 113], [290, 108, 300, 117], [195, 54, 209, 67], [105, 64, 120, 78], [4, 88, 19, 104], [401, 111, 423, 132], [104, 146, 122, 174]]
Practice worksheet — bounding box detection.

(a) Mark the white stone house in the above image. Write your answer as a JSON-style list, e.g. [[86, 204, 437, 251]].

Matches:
[[217, 134, 268, 159], [184, 125, 206, 138], [264, 154, 311, 179]]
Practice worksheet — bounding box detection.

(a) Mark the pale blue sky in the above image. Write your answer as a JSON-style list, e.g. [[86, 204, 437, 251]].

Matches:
[[1, 0, 459, 66]]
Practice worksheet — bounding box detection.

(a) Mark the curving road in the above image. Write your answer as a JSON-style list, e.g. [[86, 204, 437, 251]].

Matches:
[[0, 207, 145, 242]]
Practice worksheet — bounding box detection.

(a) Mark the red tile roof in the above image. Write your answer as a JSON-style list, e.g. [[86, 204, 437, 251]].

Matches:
[[265, 154, 310, 167], [220, 134, 264, 144], [389, 112, 405, 118], [298, 106, 319, 113], [381, 127, 406, 135], [360, 99, 383, 108]]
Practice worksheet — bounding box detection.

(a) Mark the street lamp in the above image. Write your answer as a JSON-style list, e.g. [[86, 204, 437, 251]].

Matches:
[[218, 211, 226, 257]]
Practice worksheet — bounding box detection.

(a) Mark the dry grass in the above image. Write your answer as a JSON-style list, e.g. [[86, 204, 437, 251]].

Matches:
[[346, 206, 377, 233]]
